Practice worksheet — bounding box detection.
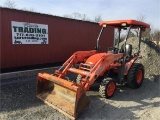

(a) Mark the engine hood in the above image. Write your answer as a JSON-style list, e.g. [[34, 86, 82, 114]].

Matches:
[[85, 53, 107, 65]]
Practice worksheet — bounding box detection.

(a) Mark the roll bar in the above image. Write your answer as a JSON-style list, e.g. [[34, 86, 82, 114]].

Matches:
[[96, 25, 144, 55]]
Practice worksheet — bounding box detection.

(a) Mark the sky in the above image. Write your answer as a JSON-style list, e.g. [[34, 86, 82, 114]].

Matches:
[[1, 0, 160, 30]]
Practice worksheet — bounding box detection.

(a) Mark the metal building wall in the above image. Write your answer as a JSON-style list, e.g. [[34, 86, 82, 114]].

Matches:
[[0, 7, 114, 69]]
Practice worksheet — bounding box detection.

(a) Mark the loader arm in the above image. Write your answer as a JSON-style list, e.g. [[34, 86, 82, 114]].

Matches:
[[55, 50, 97, 78]]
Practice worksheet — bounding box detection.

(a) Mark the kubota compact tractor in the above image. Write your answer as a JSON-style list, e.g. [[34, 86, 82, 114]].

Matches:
[[36, 20, 150, 119]]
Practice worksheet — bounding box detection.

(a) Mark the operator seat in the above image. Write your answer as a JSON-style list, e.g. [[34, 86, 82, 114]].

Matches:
[[119, 44, 133, 62], [119, 44, 132, 56]]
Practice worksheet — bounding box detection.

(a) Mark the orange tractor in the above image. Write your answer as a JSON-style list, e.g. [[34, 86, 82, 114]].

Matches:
[[36, 20, 150, 119]]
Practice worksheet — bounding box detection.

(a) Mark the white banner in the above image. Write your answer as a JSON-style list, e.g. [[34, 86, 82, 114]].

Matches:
[[11, 21, 48, 44]]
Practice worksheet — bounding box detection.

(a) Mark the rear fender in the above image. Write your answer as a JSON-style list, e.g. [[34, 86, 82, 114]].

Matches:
[[124, 56, 142, 75], [84, 53, 124, 88]]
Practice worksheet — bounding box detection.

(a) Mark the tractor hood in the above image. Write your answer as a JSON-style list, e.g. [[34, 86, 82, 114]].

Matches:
[[85, 53, 106, 65]]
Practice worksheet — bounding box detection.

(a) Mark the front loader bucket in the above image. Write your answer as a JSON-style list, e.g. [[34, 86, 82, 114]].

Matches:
[[36, 73, 90, 120]]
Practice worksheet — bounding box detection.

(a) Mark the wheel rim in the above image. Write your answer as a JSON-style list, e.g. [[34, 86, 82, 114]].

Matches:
[[136, 70, 143, 83], [106, 82, 115, 96]]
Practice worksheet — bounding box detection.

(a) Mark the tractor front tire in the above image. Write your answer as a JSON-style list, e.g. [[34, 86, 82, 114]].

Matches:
[[99, 78, 116, 98], [126, 63, 144, 89]]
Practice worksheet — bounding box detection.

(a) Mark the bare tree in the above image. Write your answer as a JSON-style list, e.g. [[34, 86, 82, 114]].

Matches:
[[81, 14, 90, 21], [151, 29, 160, 44], [63, 12, 103, 22], [64, 12, 82, 20], [63, 12, 102, 23], [28, 8, 35, 12], [133, 14, 147, 37], [94, 15, 102, 23], [138, 17, 151, 40], [64, 12, 91, 21], [3, 0, 35, 12], [137, 14, 146, 22], [64, 12, 79, 20], [63, 14, 72, 18], [131, 14, 151, 40], [21, 7, 35, 12], [142, 28, 151, 39], [3, 0, 16, 8], [72, 12, 82, 20]]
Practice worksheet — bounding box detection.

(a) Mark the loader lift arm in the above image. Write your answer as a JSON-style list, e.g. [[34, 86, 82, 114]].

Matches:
[[54, 50, 97, 78]]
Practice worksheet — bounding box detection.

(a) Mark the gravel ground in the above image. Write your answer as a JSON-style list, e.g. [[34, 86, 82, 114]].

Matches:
[[0, 39, 160, 120], [0, 72, 160, 120]]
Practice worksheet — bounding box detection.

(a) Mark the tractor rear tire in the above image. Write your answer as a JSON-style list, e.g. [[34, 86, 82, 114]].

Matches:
[[76, 74, 82, 84], [99, 78, 116, 98], [126, 63, 144, 89]]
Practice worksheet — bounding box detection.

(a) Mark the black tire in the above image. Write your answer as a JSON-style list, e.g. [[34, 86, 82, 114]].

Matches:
[[126, 63, 144, 89], [76, 74, 82, 84], [99, 78, 116, 98]]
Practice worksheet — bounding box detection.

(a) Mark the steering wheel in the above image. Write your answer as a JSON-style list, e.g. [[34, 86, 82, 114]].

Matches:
[[108, 47, 119, 54]]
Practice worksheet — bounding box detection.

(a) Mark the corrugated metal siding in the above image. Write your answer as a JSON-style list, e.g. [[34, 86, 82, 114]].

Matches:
[[0, 8, 114, 69]]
